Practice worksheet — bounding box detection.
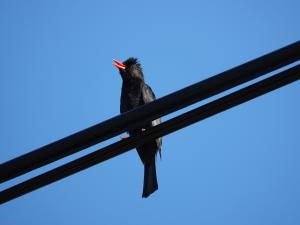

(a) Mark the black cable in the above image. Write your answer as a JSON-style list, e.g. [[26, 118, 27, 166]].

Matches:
[[1, 41, 299, 183], [1, 64, 299, 204]]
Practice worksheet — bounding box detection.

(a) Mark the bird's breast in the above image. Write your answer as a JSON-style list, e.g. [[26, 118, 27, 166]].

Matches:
[[120, 84, 143, 113]]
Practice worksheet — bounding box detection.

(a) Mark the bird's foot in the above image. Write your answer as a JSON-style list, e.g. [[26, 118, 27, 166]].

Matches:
[[120, 136, 129, 140]]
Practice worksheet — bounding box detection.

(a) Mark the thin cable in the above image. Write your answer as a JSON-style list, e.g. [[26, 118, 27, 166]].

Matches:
[[1, 64, 299, 204]]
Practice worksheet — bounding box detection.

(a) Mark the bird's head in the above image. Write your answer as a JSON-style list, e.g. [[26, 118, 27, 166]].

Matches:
[[113, 57, 144, 82]]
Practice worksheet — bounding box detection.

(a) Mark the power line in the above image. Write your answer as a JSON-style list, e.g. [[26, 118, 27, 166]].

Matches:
[[1, 41, 299, 184], [1, 64, 299, 204]]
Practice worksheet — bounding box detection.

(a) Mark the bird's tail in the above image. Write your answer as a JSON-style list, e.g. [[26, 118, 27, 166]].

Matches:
[[142, 159, 158, 198]]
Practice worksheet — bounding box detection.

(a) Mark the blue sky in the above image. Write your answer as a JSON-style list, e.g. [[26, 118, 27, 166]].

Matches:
[[0, 1, 299, 224]]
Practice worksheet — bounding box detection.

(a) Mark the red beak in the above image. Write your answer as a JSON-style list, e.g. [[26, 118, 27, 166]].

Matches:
[[113, 59, 126, 70]]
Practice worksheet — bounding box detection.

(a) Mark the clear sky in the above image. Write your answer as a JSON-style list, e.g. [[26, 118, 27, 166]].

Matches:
[[0, 1, 299, 224]]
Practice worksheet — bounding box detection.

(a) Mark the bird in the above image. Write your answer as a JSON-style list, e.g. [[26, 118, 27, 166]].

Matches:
[[113, 57, 162, 198]]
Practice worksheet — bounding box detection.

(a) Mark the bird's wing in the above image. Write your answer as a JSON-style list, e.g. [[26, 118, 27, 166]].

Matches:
[[141, 83, 162, 156], [141, 83, 156, 103]]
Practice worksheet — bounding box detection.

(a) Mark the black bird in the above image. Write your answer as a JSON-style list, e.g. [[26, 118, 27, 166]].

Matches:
[[113, 57, 162, 198]]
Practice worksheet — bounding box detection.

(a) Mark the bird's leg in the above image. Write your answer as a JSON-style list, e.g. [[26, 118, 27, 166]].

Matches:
[[120, 135, 129, 140]]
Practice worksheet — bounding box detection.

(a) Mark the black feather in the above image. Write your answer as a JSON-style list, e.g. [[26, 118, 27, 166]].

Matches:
[[118, 57, 162, 198]]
